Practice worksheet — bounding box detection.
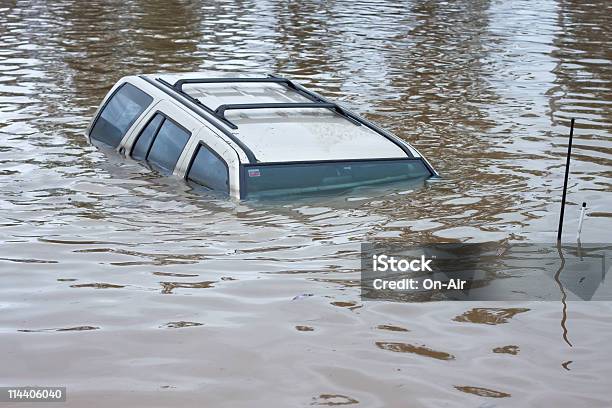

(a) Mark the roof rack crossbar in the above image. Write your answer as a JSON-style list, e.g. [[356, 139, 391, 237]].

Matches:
[[173, 77, 290, 92], [215, 102, 337, 120]]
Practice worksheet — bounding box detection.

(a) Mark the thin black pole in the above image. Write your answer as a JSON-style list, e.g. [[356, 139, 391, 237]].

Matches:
[[557, 118, 575, 242]]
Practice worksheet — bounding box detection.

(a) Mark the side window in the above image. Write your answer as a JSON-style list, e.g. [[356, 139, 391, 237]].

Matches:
[[187, 144, 229, 193], [90, 83, 153, 148], [131, 113, 191, 174], [132, 114, 164, 161], [146, 118, 191, 174]]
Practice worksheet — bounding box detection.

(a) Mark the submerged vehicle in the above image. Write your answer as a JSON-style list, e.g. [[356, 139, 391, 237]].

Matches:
[[87, 73, 438, 199]]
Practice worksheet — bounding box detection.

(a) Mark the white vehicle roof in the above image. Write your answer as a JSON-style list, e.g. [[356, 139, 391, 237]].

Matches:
[[145, 72, 421, 163]]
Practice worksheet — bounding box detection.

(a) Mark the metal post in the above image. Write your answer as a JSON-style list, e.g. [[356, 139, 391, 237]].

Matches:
[[557, 118, 575, 242]]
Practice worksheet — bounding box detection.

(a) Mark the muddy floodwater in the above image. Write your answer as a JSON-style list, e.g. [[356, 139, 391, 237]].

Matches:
[[1, 0, 611, 407]]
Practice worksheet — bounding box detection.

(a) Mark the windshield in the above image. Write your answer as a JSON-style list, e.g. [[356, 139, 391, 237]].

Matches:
[[241, 159, 432, 198]]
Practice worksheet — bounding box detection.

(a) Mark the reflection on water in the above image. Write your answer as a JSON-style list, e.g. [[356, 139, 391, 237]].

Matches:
[[161, 321, 204, 329], [454, 385, 511, 399], [17, 325, 100, 333], [493, 345, 520, 355], [453, 307, 530, 325], [311, 394, 359, 406], [0, 0, 611, 406], [376, 324, 410, 332], [375, 341, 455, 361]]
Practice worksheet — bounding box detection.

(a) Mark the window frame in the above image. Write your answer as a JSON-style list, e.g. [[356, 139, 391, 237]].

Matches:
[[130, 110, 192, 173], [185, 141, 230, 194], [88, 82, 153, 147]]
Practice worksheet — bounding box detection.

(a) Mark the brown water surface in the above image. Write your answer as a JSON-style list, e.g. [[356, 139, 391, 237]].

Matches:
[[0, 1, 611, 407]]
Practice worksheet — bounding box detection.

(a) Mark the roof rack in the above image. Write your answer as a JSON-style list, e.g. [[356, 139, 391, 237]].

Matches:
[[170, 76, 361, 129], [153, 75, 416, 159]]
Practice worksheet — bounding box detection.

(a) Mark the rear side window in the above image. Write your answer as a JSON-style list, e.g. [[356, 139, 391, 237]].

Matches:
[[132, 114, 164, 161], [187, 144, 229, 193], [131, 113, 191, 174], [148, 120, 191, 173], [90, 83, 152, 148]]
